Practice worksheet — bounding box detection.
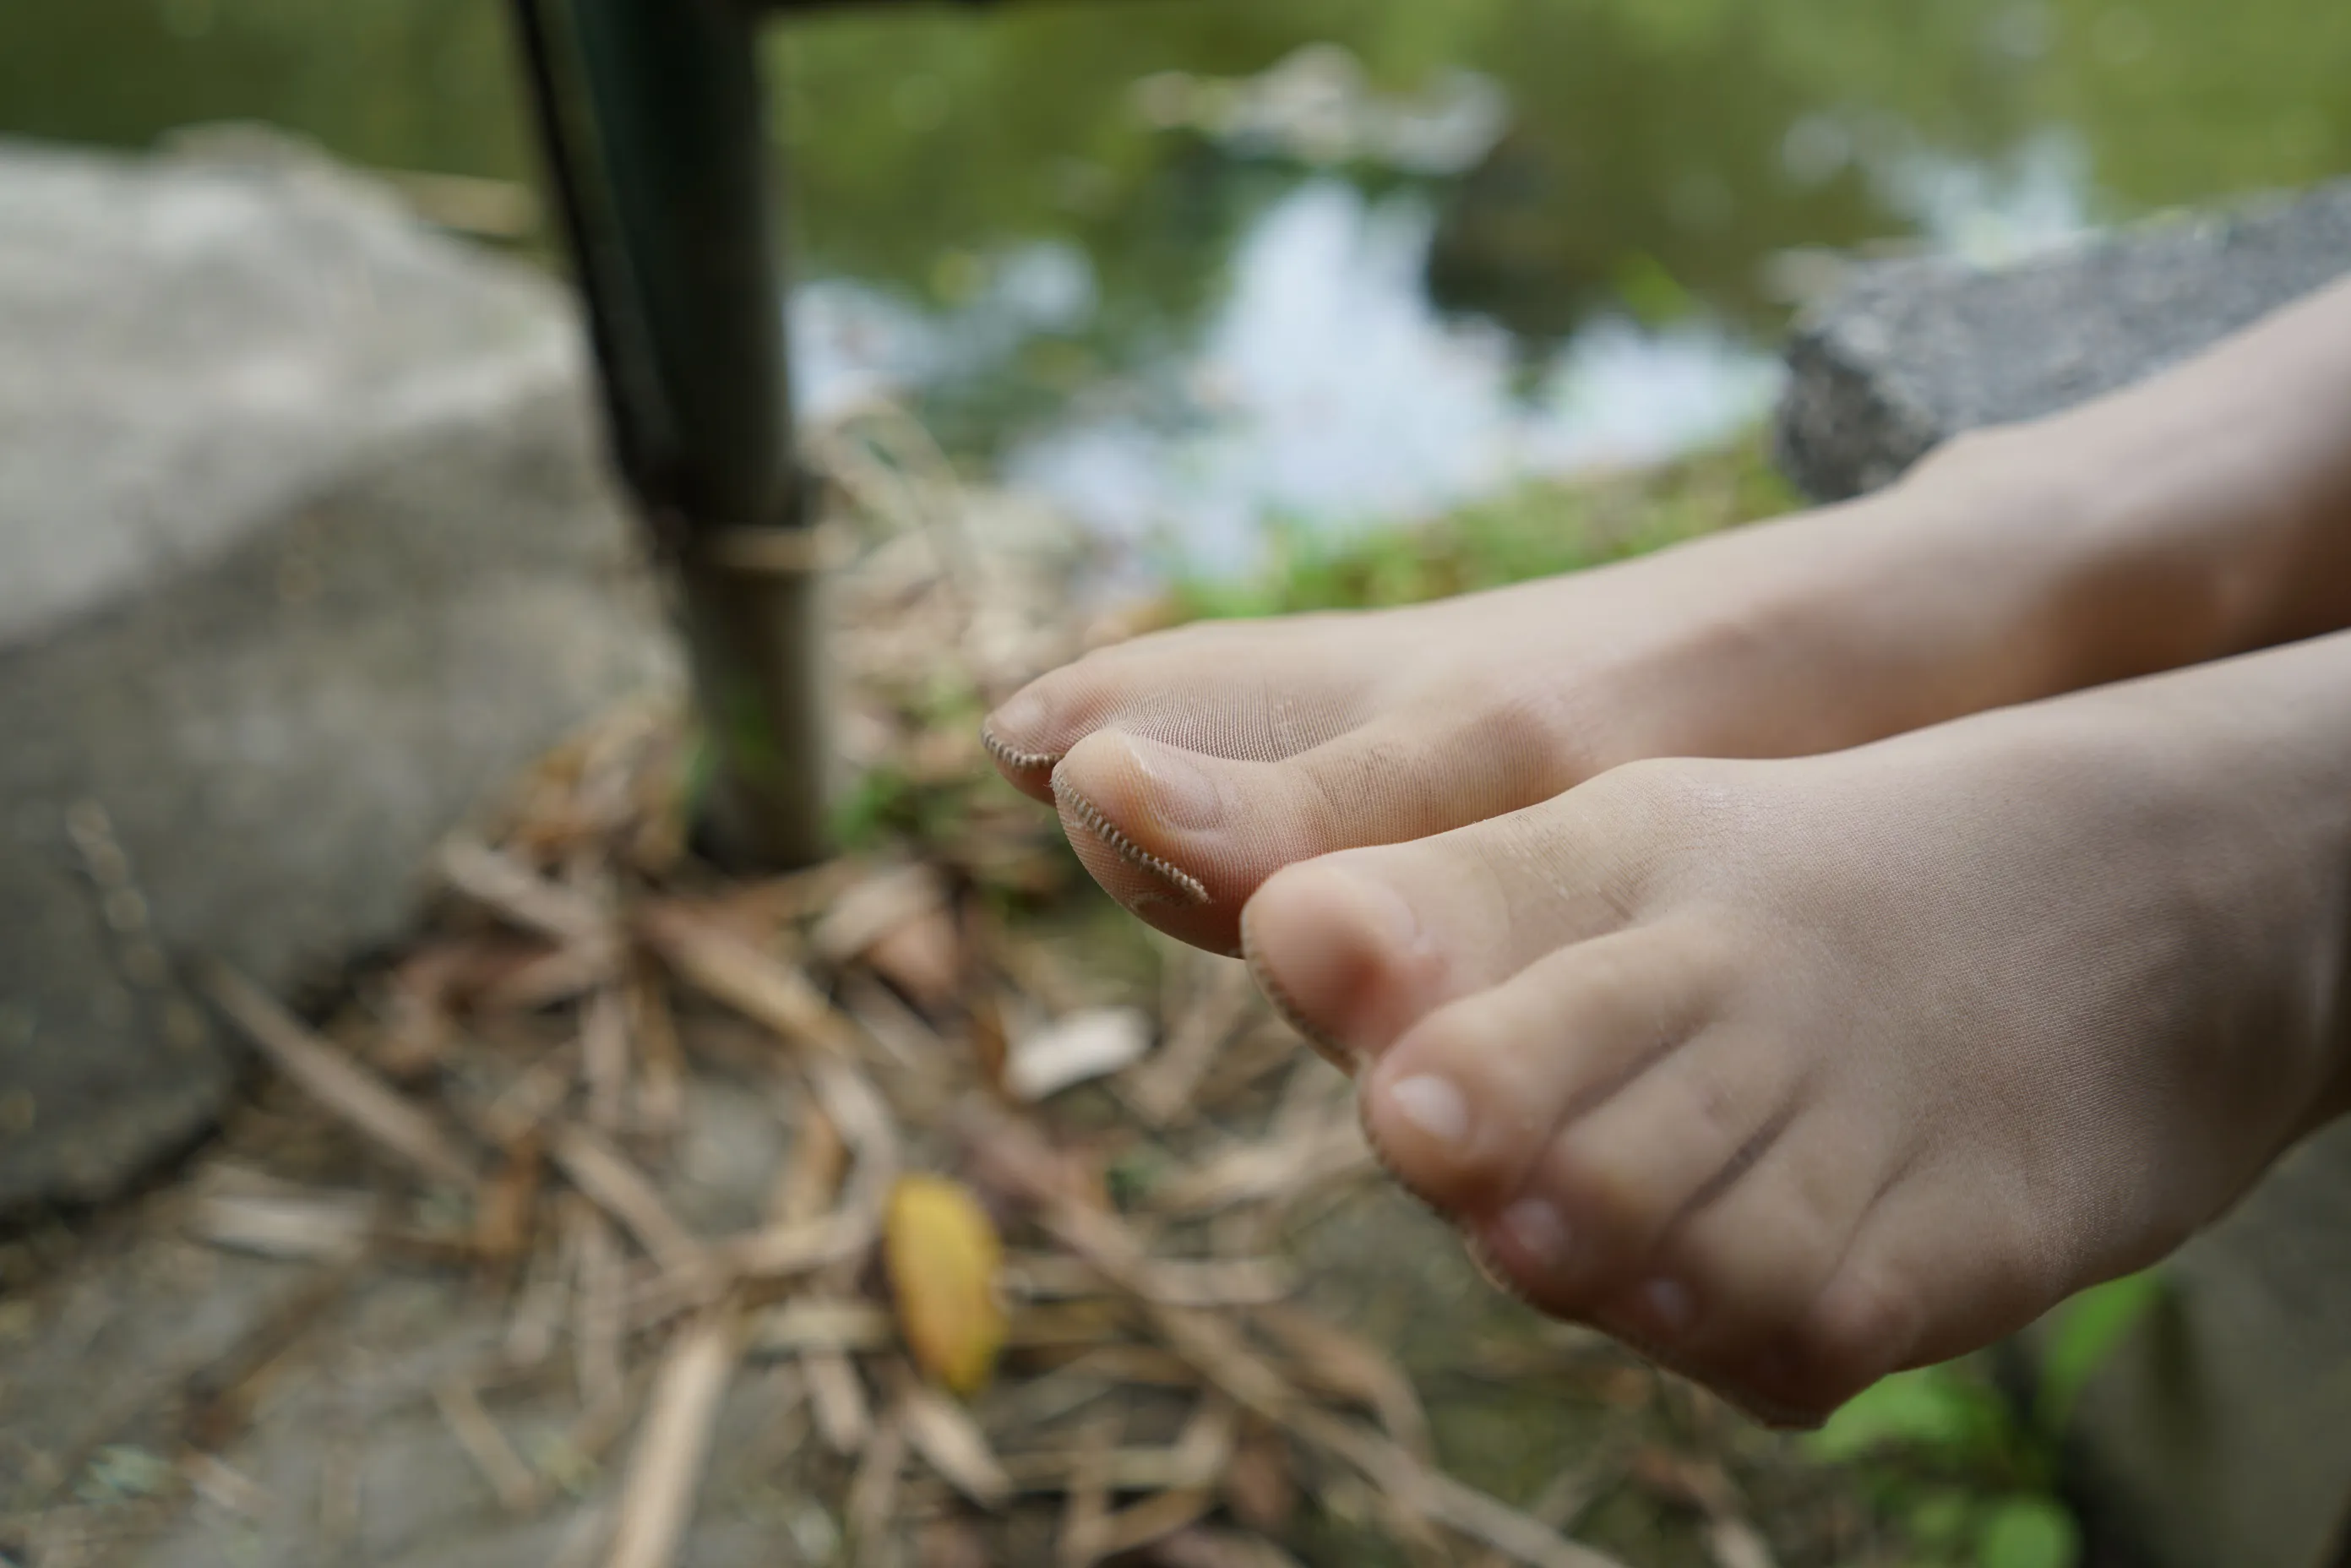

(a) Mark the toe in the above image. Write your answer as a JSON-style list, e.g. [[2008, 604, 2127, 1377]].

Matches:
[[1735, 1206, 1940, 1422], [1471, 1015, 1802, 1310], [1602, 1109, 1880, 1382], [1360, 918, 1733, 1210], [1053, 696, 1581, 953], [1050, 732, 1229, 946], [982, 619, 1373, 806], [1242, 772, 1679, 1057]]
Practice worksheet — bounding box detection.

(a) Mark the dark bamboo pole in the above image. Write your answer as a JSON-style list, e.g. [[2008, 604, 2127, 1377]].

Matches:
[[511, 0, 829, 868]]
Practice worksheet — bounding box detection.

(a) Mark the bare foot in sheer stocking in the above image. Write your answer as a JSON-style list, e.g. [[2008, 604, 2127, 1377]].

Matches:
[[984, 456, 2057, 954], [1242, 636, 2351, 1423], [988, 275, 2351, 957]]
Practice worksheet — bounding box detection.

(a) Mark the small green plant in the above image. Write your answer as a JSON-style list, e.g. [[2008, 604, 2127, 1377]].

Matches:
[[1805, 1271, 2167, 1568], [1165, 433, 1795, 619]]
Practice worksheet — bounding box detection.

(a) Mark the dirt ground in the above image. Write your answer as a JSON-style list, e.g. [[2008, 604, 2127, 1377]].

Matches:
[[0, 431, 1898, 1568]]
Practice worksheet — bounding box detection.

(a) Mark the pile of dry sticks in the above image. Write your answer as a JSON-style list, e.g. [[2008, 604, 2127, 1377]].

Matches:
[[178, 411, 1734, 1568]]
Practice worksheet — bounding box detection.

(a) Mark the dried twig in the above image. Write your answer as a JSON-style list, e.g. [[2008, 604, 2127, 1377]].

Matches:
[[469, 1043, 578, 1148], [582, 985, 630, 1134], [188, 1190, 374, 1262], [751, 1299, 892, 1356], [901, 1380, 1012, 1509], [1008, 1252, 1296, 1309], [1288, 1411, 1632, 1568], [846, 1404, 911, 1560], [433, 1377, 539, 1514], [638, 903, 862, 1058], [474, 1132, 544, 1269], [626, 961, 687, 1139], [570, 1198, 627, 1416], [1055, 1416, 1118, 1568], [552, 1124, 708, 1286], [203, 963, 476, 1189], [1464, 1447, 1630, 1568], [1151, 1117, 1372, 1217], [179, 1451, 271, 1517], [1151, 1530, 1309, 1568], [806, 1353, 876, 1456], [813, 863, 950, 967], [1092, 1487, 1219, 1561], [507, 1209, 574, 1369], [719, 1210, 874, 1284], [603, 1304, 743, 1568], [1253, 1304, 1431, 1460], [438, 838, 614, 948], [1122, 957, 1254, 1124]]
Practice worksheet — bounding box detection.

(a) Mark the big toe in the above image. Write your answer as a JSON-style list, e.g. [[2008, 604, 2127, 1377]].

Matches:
[[1240, 773, 1668, 1061], [1048, 693, 1586, 954]]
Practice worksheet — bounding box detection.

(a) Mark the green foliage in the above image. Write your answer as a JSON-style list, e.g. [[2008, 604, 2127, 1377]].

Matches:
[[2034, 1268, 2166, 1430], [1810, 1368, 2014, 1469], [14, 0, 2345, 465], [1977, 1496, 2082, 1568], [828, 761, 923, 852], [1167, 433, 1795, 618], [1804, 1270, 2165, 1568]]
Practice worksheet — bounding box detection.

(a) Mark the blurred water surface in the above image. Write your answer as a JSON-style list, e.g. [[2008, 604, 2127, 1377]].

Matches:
[[5, 0, 2347, 569]]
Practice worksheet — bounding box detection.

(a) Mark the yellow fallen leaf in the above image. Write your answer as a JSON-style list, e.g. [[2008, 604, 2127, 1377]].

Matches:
[[884, 1173, 1006, 1396]]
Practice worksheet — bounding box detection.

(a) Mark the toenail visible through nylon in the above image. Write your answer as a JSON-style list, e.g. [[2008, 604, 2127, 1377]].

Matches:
[[1388, 1075, 1471, 1148], [1120, 733, 1223, 830], [1501, 1196, 1571, 1267], [1052, 776, 1210, 904], [1328, 866, 1423, 956]]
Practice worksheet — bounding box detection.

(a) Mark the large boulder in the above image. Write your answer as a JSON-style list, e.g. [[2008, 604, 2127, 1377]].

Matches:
[[1775, 177, 2351, 502], [1771, 185, 2351, 1568], [0, 135, 669, 1210]]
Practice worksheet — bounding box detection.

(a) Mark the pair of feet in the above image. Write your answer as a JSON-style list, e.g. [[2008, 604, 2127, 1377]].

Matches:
[[980, 468, 2351, 1425]]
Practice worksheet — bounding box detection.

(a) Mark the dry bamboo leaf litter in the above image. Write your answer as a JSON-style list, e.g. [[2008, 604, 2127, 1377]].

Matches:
[[552, 1124, 709, 1286], [179, 1451, 273, 1519], [177, 489, 1833, 1568], [754, 1298, 895, 1355], [638, 901, 860, 1058], [806, 1349, 878, 1456], [901, 1378, 1015, 1508], [188, 1189, 374, 1262], [433, 1376, 541, 1514], [437, 837, 616, 948], [603, 1304, 743, 1568], [1009, 1006, 1153, 1102], [202, 963, 476, 1190], [846, 1402, 911, 1557]]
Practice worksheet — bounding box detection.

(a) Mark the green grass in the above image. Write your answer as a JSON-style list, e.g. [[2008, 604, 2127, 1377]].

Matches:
[[1166, 432, 1799, 618]]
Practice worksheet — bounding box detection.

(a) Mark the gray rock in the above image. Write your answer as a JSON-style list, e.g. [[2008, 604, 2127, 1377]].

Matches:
[[1771, 186, 2351, 1568], [1775, 179, 2351, 501], [0, 136, 669, 1210], [2061, 1126, 2351, 1568]]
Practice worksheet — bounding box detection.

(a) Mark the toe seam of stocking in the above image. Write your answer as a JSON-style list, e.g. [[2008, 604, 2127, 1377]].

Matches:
[[1051, 776, 1211, 905], [1238, 906, 1358, 1072], [981, 726, 1060, 773]]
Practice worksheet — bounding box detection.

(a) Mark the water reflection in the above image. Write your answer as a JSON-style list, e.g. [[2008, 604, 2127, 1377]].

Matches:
[[3, 0, 2346, 574], [999, 181, 1777, 574]]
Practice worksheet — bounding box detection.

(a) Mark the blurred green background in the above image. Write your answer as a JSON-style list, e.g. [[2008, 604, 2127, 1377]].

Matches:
[[7, 0, 2344, 568]]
